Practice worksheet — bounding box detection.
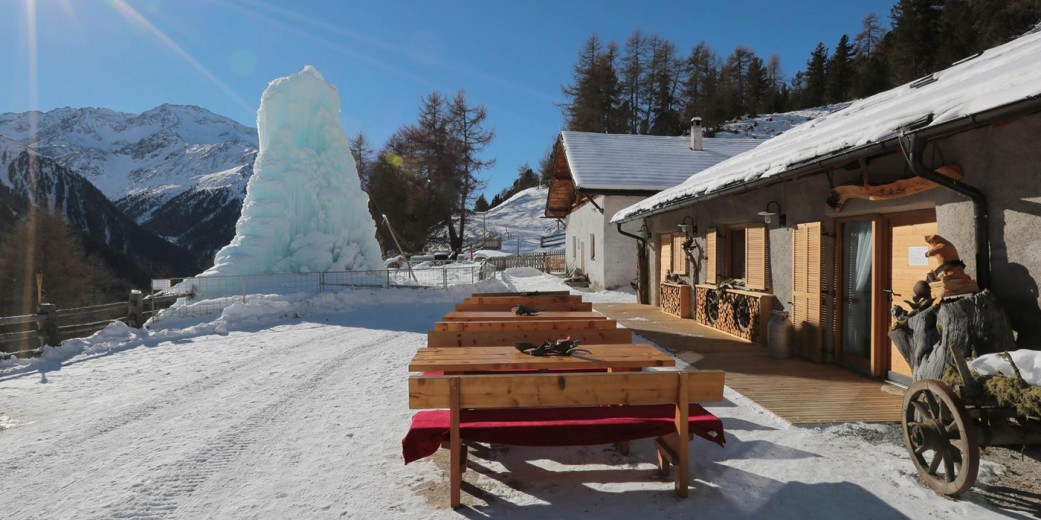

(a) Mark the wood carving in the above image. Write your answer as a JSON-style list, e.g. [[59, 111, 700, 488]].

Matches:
[[826, 165, 963, 212], [924, 234, 978, 298]]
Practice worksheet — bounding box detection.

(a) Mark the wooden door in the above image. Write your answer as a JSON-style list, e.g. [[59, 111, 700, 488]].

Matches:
[[792, 222, 822, 362], [885, 211, 938, 382]]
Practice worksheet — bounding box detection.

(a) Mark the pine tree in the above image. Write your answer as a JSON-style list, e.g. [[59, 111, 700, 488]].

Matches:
[[537, 144, 555, 187], [744, 55, 769, 116], [801, 43, 829, 107], [826, 35, 855, 103], [473, 194, 490, 212], [349, 131, 375, 190], [446, 91, 494, 254], [645, 36, 683, 135], [0, 209, 126, 316], [852, 13, 892, 98], [620, 30, 649, 134], [562, 35, 623, 133], [680, 42, 721, 126], [888, 0, 945, 84]]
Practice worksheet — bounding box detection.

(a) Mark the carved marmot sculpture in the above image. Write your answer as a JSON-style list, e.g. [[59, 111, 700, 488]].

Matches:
[[924, 234, 970, 281]]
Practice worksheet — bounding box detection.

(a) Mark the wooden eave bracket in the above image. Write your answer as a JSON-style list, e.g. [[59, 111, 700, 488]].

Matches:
[[583, 194, 604, 214]]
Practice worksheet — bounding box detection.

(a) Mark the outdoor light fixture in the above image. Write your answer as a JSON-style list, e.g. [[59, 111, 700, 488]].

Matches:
[[679, 215, 696, 236], [758, 200, 786, 226], [639, 223, 652, 239]]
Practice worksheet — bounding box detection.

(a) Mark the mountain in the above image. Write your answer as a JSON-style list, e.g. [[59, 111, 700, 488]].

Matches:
[[3, 150, 201, 283], [0, 104, 258, 261]]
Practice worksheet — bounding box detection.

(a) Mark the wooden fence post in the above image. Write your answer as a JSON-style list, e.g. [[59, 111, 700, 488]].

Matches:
[[128, 290, 144, 328], [37, 303, 58, 346]]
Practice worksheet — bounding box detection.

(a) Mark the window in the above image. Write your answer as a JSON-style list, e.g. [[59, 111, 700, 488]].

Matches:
[[572, 236, 577, 259], [705, 224, 768, 290], [659, 233, 688, 281], [728, 228, 746, 279], [590, 233, 596, 260]]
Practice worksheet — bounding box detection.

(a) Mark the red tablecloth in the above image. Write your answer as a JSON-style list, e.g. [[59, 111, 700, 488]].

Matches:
[[402, 403, 725, 464]]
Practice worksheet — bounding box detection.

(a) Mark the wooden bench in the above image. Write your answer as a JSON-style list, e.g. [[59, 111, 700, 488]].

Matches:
[[470, 291, 571, 297], [405, 370, 726, 508], [453, 301, 593, 312], [433, 319, 617, 332], [462, 295, 582, 306], [443, 311, 606, 322], [427, 326, 631, 348]]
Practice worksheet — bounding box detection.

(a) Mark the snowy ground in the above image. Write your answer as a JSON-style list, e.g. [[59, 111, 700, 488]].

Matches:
[[0, 269, 1022, 519]]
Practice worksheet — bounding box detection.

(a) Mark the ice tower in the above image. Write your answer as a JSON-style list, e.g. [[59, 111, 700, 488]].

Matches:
[[205, 66, 383, 276]]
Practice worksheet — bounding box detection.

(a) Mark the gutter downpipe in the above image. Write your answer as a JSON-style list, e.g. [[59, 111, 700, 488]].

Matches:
[[907, 133, 990, 289], [616, 222, 650, 304]]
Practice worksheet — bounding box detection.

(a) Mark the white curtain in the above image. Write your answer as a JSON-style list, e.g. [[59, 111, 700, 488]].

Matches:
[[843, 221, 873, 357]]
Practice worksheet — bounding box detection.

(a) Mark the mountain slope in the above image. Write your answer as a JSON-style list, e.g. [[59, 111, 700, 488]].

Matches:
[[0, 105, 258, 261], [469, 187, 559, 254], [3, 150, 201, 283]]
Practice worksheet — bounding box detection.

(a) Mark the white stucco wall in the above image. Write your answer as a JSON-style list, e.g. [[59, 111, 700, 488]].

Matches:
[[565, 195, 647, 290]]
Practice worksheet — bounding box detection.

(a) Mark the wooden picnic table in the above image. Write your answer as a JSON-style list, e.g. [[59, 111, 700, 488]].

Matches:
[[408, 343, 674, 373], [442, 311, 606, 322]]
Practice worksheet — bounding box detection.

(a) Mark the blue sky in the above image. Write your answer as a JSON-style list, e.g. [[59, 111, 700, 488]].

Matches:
[[2, 0, 895, 198]]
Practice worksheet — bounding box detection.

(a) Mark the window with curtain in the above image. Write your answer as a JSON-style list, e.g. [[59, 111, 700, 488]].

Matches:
[[841, 220, 873, 359]]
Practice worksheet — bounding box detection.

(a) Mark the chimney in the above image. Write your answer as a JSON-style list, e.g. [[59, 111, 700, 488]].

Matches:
[[690, 117, 703, 151]]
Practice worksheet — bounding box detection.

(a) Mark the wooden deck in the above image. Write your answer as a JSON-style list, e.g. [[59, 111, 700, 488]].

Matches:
[[593, 303, 904, 425]]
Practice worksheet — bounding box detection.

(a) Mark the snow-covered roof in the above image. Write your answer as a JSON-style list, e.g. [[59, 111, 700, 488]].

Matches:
[[561, 131, 761, 192], [612, 28, 1041, 223]]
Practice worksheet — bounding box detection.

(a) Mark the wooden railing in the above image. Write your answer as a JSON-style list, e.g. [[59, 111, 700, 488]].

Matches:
[[0, 290, 183, 359], [484, 252, 566, 274]]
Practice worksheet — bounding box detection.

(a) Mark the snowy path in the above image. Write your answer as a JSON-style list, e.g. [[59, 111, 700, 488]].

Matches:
[[1, 320, 434, 519], [0, 275, 1024, 518]]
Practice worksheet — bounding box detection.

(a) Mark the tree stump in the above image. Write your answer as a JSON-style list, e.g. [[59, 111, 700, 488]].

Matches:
[[890, 290, 1017, 381]]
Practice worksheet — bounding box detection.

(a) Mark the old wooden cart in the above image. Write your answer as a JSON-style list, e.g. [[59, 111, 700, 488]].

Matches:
[[901, 345, 1041, 495]]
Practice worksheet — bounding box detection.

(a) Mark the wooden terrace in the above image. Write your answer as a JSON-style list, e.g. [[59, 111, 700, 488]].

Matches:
[[593, 303, 904, 424]]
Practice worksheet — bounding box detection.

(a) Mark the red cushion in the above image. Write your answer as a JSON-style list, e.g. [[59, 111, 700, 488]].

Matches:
[[402, 404, 725, 464]]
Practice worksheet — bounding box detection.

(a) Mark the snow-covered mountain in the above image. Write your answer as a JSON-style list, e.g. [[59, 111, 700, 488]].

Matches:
[[0, 105, 257, 260]]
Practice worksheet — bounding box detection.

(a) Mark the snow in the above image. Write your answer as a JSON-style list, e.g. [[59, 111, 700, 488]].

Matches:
[[969, 349, 1041, 386], [0, 271, 1021, 518], [560, 131, 761, 192], [469, 186, 560, 255], [205, 66, 383, 277], [613, 29, 1041, 223]]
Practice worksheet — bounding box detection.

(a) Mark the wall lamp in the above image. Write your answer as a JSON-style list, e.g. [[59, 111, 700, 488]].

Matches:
[[639, 223, 652, 239], [758, 200, 786, 226], [678, 215, 697, 236]]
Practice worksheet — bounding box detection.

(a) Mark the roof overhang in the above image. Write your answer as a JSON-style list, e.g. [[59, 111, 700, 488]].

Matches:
[[613, 93, 1041, 224]]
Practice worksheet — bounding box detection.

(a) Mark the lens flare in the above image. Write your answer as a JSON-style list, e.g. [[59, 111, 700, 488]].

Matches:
[[105, 0, 253, 113]]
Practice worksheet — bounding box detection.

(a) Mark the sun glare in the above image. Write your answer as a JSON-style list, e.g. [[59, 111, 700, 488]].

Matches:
[[103, 0, 253, 113]]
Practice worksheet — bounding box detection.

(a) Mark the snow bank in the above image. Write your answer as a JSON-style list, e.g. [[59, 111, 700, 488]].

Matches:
[[206, 66, 382, 277]]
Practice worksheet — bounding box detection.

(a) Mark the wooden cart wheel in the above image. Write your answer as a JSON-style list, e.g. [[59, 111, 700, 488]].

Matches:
[[704, 290, 720, 325], [902, 380, 979, 495]]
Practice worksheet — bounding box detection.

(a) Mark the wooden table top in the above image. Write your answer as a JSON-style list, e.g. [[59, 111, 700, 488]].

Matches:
[[408, 343, 675, 372], [442, 311, 606, 322]]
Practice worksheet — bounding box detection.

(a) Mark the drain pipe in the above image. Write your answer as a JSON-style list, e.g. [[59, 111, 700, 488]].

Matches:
[[907, 134, 990, 289], [617, 222, 650, 304]]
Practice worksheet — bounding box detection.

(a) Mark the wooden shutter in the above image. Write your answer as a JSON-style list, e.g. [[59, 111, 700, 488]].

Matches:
[[660, 234, 673, 282], [672, 234, 687, 275], [745, 225, 767, 291], [792, 222, 822, 362], [706, 229, 717, 284]]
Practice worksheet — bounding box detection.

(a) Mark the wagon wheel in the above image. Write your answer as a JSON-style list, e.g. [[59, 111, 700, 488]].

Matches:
[[733, 295, 752, 332], [704, 290, 720, 325], [902, 380, 979, 495]]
